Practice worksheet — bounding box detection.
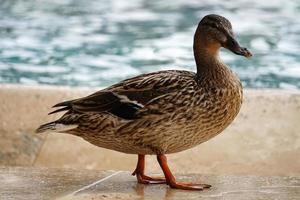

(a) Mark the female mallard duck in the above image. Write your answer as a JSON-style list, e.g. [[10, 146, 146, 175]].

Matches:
[[37, 14, 252, 190]]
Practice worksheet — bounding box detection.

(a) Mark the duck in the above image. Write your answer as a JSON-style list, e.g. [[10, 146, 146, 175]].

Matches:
[[36, 14, 252, 190]]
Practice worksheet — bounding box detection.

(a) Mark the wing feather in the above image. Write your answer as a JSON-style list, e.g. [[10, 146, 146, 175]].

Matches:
[[50, 70, 196, 119]]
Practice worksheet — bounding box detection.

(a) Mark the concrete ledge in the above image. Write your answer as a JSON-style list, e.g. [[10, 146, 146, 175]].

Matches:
[[1, 84, 300, 176], [1, 167, 299, 200]]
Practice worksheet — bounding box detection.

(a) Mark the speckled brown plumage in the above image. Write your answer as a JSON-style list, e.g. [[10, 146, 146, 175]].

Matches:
[[37, 14, 252, 190]]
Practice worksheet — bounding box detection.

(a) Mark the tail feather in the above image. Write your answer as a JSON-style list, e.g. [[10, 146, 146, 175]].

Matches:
[[52, 100, 73, 108], [37, 99, 78, 133], [36, 121, 78, 133], [48, 107, 70, 115], [48, 99, 73, 115], [36, 121, 57, 133]]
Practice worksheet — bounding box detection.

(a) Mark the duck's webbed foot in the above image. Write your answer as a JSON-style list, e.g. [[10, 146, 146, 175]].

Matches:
[[132, 154, 166, 184], [132, 171, 166, 184], [167, 181, 211, 190], [157, 154, 212, 190]]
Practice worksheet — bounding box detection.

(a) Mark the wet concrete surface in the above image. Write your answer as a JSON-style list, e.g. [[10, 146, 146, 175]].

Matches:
[[0, 167, 113, 200], [1, 167, 299, 200]]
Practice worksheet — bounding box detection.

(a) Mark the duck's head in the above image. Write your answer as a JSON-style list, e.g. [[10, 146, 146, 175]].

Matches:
[[195, 14, 252, 58]]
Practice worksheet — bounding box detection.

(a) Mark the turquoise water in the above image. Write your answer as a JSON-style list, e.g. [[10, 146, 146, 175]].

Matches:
[[0, 0, 300, 89]]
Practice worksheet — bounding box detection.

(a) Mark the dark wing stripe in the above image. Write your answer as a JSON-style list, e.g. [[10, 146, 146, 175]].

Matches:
[[72, 92, 127, 113], [109, 101, 143, 119], [49, 91, 144, 120]]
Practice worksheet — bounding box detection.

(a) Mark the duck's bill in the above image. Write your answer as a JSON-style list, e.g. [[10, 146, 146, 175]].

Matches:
[[225, 37, 252, 58], [230, 45, 252, 58]]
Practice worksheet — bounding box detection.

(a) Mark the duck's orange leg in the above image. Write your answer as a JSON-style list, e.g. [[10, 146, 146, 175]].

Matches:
[[157, 154, 211, 190], [132, 154, 166, 184]]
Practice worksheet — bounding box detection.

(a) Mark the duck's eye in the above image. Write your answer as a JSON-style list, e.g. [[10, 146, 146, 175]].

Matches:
[[228, 39, 235, 46]]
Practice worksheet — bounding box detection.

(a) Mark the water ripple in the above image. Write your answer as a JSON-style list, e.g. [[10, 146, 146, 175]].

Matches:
[[0, 0, 299, 89]]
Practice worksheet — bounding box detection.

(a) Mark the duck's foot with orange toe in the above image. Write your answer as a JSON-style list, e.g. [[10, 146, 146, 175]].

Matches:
[[132, 154, 212, 190], [132, 154, 166, 184]]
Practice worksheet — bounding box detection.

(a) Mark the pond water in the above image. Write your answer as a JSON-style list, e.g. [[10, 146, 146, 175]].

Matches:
[[0, 0, 300, 89]]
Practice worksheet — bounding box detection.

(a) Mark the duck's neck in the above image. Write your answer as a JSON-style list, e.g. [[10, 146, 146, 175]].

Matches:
[[193, 36, 224, 76]]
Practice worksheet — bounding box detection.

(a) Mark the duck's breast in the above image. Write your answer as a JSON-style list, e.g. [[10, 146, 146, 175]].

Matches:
[[162, 81, 243, 154]]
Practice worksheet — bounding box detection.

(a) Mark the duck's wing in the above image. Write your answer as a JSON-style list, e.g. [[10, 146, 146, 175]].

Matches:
[[50, 70, 196, 120]]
